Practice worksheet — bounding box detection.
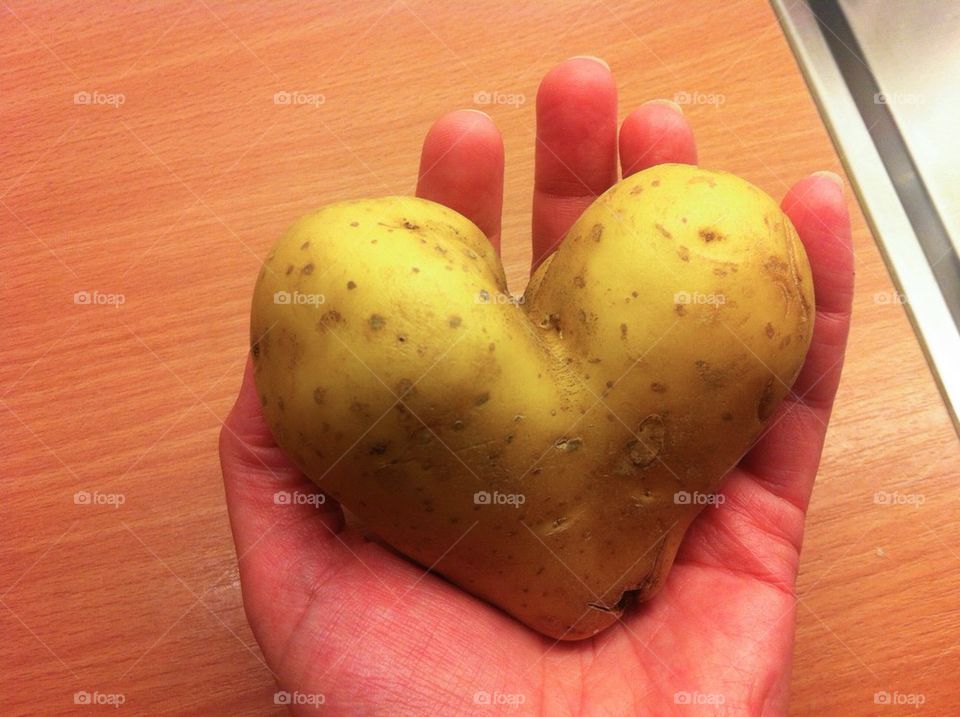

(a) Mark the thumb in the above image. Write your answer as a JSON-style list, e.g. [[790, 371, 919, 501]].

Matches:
[[219, 356, 345, 660]]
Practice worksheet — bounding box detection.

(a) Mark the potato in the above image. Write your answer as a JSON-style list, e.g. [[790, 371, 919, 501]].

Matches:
[[250, 164, 814, 640]]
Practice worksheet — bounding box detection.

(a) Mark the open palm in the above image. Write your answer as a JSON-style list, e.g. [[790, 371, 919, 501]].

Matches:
[[220, 57, 853, 715]]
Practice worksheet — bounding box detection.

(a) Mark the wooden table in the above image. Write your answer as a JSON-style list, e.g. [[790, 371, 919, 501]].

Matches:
[[3, 2, 957, 714]]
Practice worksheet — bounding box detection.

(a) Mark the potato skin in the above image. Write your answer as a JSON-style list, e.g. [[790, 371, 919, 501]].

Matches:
[[250, 165, 814, 640]]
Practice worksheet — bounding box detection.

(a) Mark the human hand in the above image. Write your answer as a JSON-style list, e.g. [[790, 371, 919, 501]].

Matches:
[[219, 56, 853, 715]]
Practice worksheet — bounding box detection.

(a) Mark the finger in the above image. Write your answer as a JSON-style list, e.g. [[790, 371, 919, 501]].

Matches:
[[738, 171, 854, 510], [219, 357, 345, 655], [416, 109, 504, 251], [619, 100, 697, 176], [532, 56, 618, 270]]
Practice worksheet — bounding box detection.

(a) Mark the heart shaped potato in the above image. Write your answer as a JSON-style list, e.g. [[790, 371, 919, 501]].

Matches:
[[250, 163, 813, 640]]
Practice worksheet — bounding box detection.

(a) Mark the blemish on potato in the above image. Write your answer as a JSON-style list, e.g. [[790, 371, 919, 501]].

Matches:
[[589, 224, 603, 242], [397, 333, 407, 344], [674, 304, 686, 316], [369, 314, 386, 330], [627, 414, 665, 467], [681, 217, 688, 224], [300, 241, 310, 250], [620, 323, 628, 338], [651, 179, 661, 187], [555, 437, 582, 452], [629, 185, 643, 195], [403, 220, 419, 230], [758, 377, 776, 420], [302, 263, 315, 275], [695, 360, 726, 389], [313, 387, 325, 404], [655, 223, 672, 239], [347, 280, 357, 290], [488, 342, 496, 352], [411, 266, 420, 273], [650, 382, 667, 393], [765, 322, 775, 338], [285, 264, 294, 275], [369, 442, 388, 455], [722, 412, 733, 421], [350, 221, 359, 227], [277, 397, 285, 412], [699, 228, 723, 242], [474, 392, 490, 406], [677, 246, 690, 262], [779, 335, 792, 349], [448, 315, 462, 328], [573, 275, 586, 288], [452, 420, 465, 431]]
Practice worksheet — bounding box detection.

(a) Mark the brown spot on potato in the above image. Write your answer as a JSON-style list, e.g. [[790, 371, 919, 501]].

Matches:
[[302, 263, 315, 275], [488, 342, 496, 352], [758, 376, 777, 421], [699, 228, 723, 243], [573, 275, 586, 288], [350, 221, 359, 227], [452, 420, 465, 431], [677, 246, 690, 262], [300, 241, 310, 250], [650, 382, 666, 393], [556, 437, 582, 452], [396, 378, 415, 399], [347, 280, 357, 290], [765, 322, 775, 338], [721, 411, 733, 421], [620, 323, 628, 338], [681, 217, 688, 224], [448, 315, 462, 328], [412, 266, 420, 273], [606, 380, 614, 388], [285, 264, 294, 275], [675, 304, 687, 316], [695, 360, 726, 389], [397, 334, 407, 343], [655, 223, 672, 239], [474, 392, 490, 406], [627, 414, 665, 467], [403, 221, 419, 230], [313, 387, 325, 404], [369, 314, 386, 330], [713, 268, 728, 277], [651, 179, 661, 187], [630, 185, 644, 195], [589, 224, 603, 242], [779, 335, 792, 349], [277, 397, 285, 412], [369, 442, 388, 455]]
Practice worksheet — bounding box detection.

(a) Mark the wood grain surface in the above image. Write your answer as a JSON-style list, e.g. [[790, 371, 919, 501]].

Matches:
[[2, 1, 957, 715]]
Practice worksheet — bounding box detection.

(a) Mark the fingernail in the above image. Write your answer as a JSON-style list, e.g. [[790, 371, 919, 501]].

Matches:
[[643, 98, 684, 116], [812, 170, 843, 189], [568, 55, 610, 70], [460, 109, 492, 119]]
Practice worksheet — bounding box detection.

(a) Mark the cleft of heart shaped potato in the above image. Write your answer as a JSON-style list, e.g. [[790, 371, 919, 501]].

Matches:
[[250, 163, 814, 640]]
